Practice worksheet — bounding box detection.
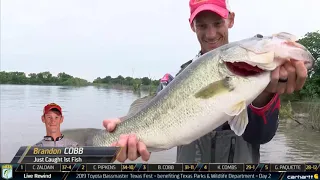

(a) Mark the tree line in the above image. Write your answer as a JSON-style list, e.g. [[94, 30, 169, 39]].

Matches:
[[93, 75, 160, 87], [0, 31, 319, 100], [0, 71, 160, 88], [282, 31, 320, 101], [0, 71, 90, 86]]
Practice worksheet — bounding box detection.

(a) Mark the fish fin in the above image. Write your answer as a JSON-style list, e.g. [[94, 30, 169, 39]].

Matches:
[[228, 109, 249, 136], [224, 100, 247, 116], [62, 128, 102, 146], [194, 77, 233, 99], [121, 94, 157, 121], [273, 32, 297, 42]]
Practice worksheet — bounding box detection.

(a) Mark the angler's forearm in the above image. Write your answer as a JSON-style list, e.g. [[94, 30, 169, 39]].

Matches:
[[252, 91, 276, 108], [242, 94, 280, 144]]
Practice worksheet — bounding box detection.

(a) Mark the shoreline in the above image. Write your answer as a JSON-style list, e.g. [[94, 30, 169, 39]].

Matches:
[[281, 101, 320, 131], [0, 83, 158, 92]]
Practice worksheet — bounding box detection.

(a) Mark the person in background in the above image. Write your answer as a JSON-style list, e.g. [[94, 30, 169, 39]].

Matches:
[[156, 73, 174, 92], [103, 0, 308, 163], [34, 103, 78, 147]]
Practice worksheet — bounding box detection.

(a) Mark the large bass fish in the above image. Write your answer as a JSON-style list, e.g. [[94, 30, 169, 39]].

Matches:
[[62, 32, 315, 152]]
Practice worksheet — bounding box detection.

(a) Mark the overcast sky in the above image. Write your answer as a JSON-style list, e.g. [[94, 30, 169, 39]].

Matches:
[[1, 0, 319, 81]]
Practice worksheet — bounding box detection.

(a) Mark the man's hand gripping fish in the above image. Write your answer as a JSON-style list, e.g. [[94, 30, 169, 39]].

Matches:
[[62, 32, 315, 152]]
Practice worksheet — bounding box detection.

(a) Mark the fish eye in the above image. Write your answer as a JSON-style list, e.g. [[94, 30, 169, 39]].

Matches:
[[255, 34, 263, 38]]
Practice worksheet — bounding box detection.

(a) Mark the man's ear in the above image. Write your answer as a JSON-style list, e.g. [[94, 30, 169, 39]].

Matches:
[[41, 115, 45, 123], [189, 19, 196, 32], [227, 12, 235, 28], [60, 116, 64, 124]]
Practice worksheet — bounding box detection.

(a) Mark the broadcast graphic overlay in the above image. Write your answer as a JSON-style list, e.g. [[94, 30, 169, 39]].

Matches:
[[10, 146, 121, 164], [2, 146, 320, 179], [1, 162, 319, 180]]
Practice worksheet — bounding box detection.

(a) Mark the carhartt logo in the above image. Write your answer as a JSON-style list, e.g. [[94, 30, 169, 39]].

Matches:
[[193, 0, 208, 3]]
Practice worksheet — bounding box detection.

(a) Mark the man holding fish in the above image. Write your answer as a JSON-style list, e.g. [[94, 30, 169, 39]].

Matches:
[[102, 0, 310, 163]]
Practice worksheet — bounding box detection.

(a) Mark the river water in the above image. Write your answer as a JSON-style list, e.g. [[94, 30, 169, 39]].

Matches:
[[0, 85, 319, 163]]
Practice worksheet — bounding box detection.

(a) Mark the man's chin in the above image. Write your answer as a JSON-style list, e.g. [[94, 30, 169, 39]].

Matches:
[[47, 128, 58, 133], [204, 44, 220, 52]]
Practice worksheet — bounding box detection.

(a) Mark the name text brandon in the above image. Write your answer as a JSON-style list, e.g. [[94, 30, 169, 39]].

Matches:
[[32, 147, 84, 155]]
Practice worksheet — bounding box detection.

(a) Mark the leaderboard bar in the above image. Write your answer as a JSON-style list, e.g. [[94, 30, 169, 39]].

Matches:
[[11, 163, 320, 172]]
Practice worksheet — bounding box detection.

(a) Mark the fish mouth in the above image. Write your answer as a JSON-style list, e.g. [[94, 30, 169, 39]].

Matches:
[[225, 62, 265, 77]]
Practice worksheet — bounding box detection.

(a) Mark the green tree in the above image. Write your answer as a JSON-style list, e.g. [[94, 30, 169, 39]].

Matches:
[[93, 77, 103, 84], [297, 31, 320, 99], [124, 76, 134, 86], [298, 31, 320, 76], [102, 76, 112, 84], [141, 77, 151, 86], [282, 30, 320, 101]]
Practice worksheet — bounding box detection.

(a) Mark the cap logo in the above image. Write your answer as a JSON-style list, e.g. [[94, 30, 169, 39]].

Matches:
[[193, 0, 208, 4]]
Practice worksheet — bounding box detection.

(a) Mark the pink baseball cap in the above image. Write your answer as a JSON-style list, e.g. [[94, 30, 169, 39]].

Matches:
[[189, 0, 230, 24]]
